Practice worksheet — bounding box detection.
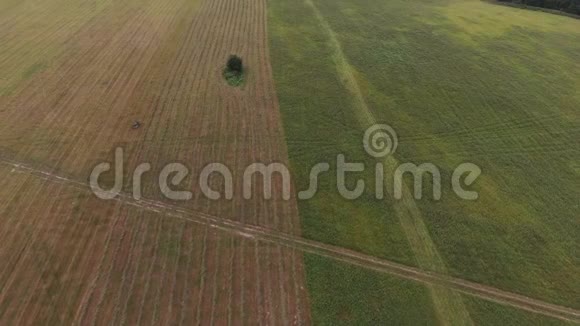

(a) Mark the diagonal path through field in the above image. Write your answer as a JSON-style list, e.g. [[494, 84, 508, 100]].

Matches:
[[302, 0, 474, 324], [1, 157, 579, 323]]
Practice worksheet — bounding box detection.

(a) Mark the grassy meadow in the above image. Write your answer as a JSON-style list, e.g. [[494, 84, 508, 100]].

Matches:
[[268, 0, 579, 323], [304, 254, 439, 325], [305, 254, 575, 325]]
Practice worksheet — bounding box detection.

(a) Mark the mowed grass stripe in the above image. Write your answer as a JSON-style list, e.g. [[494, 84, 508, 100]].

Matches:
[[261, 0, 310, 316]]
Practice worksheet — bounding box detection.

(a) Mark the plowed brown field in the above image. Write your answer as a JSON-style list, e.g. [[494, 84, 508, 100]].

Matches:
[[0, 0, 310, 324]]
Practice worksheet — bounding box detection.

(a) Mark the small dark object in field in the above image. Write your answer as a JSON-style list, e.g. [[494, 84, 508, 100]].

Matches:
[[132, 121, 141, 129], [224, 55, 245, 87], [227, 55, 243, 73]]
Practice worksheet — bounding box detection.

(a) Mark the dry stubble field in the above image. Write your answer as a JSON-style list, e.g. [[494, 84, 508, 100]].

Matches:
[[0, 0, 310, 324]]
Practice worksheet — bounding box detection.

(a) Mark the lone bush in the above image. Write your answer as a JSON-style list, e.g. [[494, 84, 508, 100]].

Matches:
[[224, 55, 244, 86], [227, 55, 243, 74]]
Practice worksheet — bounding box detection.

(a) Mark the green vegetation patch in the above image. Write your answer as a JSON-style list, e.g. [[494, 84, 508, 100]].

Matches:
[[464, 295, 574, 325], [223, 55, 245, 87], [223, 70, 245, 87], [268, 0, 416, 265], [268, 0, 580, 322], [304, 254, 438, 324], [21, 62, 48, 80]]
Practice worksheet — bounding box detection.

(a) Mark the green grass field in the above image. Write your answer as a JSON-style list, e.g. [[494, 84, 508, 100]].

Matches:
[[304, 254, 439, 324], [305, 255, 575, 325], [268, 0, 579, 323]]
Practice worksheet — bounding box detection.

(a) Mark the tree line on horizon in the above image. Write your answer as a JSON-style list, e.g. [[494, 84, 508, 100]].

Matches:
[[498, 0, 580, 15]]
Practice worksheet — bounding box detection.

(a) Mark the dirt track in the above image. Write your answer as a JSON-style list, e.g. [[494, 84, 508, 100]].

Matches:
[[0, 161, 311, 324], [2, 158, 580, 323]]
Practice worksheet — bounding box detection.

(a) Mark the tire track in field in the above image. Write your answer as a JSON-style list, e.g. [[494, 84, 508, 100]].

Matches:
[[302, 0, 473, 324], [1, 159, 579, 323]]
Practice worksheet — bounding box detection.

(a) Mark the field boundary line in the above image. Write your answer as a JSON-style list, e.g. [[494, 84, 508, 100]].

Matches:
[[1, 158, 579, 323]]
